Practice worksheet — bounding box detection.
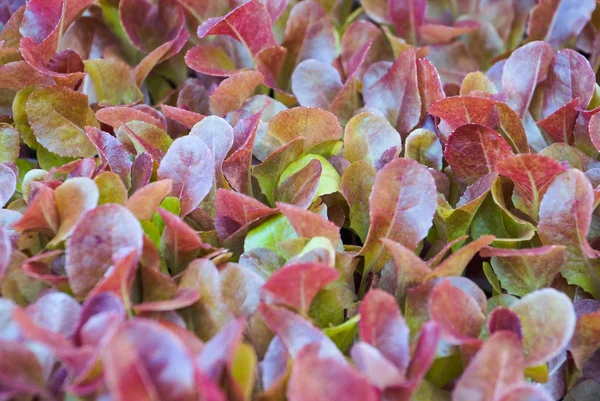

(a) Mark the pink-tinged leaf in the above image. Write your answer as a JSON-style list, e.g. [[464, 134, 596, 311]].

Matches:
[[495, 154, 567, 220], [451, 331, 525, 401], [161, 105, 205, 129], [363, 49, 421, 136], [419, 22, 479, 45], [427, 235, 495, 280], [498, 385, 553, 401], [361, 158, 437, 273], [538, 169, 600, 297], [262, 263, 338, 315], [26, 86, 99, 158], [291, 59, 343, 109], [287, 346, 379, 401], [85, 127, 133, 188], [481, 246, 566, 297], [341, 20, 393, 81], [197, 0, 276, 56], [255, 44, 287, 89], [389, 0, 426, 45], [134, 28, 189, 86], [0, 61, 55, 91], [359, 289, 410, 371], [276, 202, 342, 246], [215, 188, 276, 242], [119, 0, 185, 53], [12, 183, 59, 235], [429, 280, 485, 344], [126, 180, 172, 221], [158, 208, 210, 252], [0, 163, 16, 208], [502, 41, 554, 118], [445, 124, 514, 185], [21, 250, 69, 288], [404, 320, 441, 383], [65, 204, 143, 298], [588, 112, 600, 152], [268, 107, 342, 151], [88, 249, 139, 300], [103, 319, 197, 401], [20, 39, 86, 88], [95, 107, 165, 131], [157, 136, 215, 217], [429, 96, 497, 133], [0, 226, 10, 281], [343, 112, 402, 170], [539, 49, 596, 117], [537, 98, 579, 144], [527, 0, 596, 49], [133, 288, 200, 313], [261, 336, 289, 391], [130, 153, 153, 193], [340, 161, 376, 243], [18, 0, 62, 43], [417, 58, 445, 117], [209, 70, 264, 116], [259, 303, 344, 360], [281, 1, 337, 77], [196, 318, 246, 379], [49, 177, 99, 247], [351, 342, 404, 390], [274, 159, 322, 209], [510, 288, 576, 366], [184, 45, 241, 77], [0, 340, 47, 399], [380, 238, 431, 301], [190, 116, 234, 187], [487, 307, 523, 340], [222, 112, 260, 194], [570, 309, 600, 372]]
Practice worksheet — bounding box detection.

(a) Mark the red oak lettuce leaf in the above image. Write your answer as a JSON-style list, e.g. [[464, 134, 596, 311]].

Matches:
[[341, 20, 393, 81], [87, 249, 140, 301], [510, 288, 576, 367], [157, 208, 211, 253], [258, 303, 344, 360], [359, 289, 410, 371], [538, 169, 600, 297], [487, 307, 523, 340], [274, 158, 322, 209], [209, 70, 264, 117], [276, 202, 342, 247], [12, 182, 59, 236], [502, 41, 553, 118], [291, 59, 343, 109], [157, 135, 215, 217], [190, 116, 234, 187], [343, 112, 402, 171], [267, 107, 342, 152], [196, 317, 245, 380], [481, 246, 567, 297], [0, 162, 16, 208], [417, 58, 445, 117], [26, 86, 99, 158], [119, 0, 185, 53], [389, 0, 426, 45], [361, 158, 437, 273], [133, 28, 190, 86], [527, 0, 596, 50], [287, 345, 378, 401], [161, 105, 205, 129], [451, 331, 525, 401], [65, 204, 143, 299], [20, 40, 86, 88], [428, 280, 486, 344], [49, 176, 99, 247], [444, 124, 514, 185], [351, 342, 404, 390], [495, 154, 567, 220], [184, 45, 244, 77], [538, 49, 596, 118], [537, 98, 579, 144], [0, 339, 48, 399], [102, 318, 199, 401], [126, 180, 173, 221], [340, 161, 377, 242], [261, 262, 339, 315], [222, 111, 260, 194], [363, 49, 421, 136], [130, 153, 154, 193], [570, 309, 600, 375], [499, 385, 552, 401], [95, 107, 166, 131], [85, 127, 133, 188]]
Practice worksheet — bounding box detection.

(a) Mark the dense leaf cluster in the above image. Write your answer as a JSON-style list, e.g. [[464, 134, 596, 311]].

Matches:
[[1, 0, 600, 400]]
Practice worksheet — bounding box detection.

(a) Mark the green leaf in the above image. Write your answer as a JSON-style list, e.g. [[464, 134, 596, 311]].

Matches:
[[244, 214, 298, 253], [323, 314, 360, 354]]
